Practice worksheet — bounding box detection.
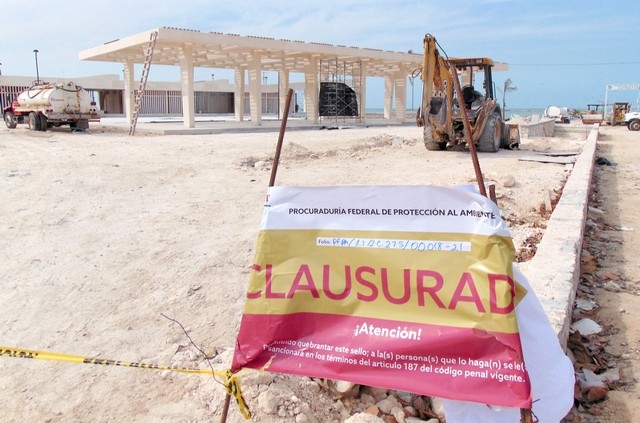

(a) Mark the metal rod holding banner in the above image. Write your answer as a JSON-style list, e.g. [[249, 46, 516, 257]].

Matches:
[[220, 394, 231, 423], [268, 88, 294, 187], [221, 88, 295, 423], [450, 63, 535, 421], [489, 184, 497, 205], [521, 408, 536, 422], [447, 62, 487, 198]]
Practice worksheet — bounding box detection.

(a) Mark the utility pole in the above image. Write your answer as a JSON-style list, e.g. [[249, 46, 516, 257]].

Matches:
[[33, 49, 40, 84]]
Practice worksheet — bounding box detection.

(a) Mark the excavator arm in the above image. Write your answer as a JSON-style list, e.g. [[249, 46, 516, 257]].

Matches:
[[416, 34, 454, 140]]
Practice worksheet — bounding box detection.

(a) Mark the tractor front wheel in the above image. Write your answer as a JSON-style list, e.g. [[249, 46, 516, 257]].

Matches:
[[477, 113, 503, 153], [424, 128, 447, 151]]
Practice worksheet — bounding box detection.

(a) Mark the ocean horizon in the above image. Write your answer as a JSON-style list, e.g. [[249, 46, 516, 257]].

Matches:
[[365, 107, 546, 119]]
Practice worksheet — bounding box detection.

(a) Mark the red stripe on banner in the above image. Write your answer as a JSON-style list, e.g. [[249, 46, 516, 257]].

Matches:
[[232, 313, 531, 408]]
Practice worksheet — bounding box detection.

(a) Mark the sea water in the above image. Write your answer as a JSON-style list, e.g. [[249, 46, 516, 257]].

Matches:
[[365, 107, 545, 120]]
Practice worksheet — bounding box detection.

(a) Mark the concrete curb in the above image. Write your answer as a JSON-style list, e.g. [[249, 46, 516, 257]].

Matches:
[[519, 124, 599, 350], [518, 119, 556, 138]]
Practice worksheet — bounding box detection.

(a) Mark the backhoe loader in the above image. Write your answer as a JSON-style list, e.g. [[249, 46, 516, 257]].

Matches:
[[416, 34, 512, 152]]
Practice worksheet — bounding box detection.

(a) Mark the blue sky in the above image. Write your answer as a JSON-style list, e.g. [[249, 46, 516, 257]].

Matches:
[[1, 0, 639, 110]]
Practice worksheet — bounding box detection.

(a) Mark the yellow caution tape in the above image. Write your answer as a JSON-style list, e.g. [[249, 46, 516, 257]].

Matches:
[[225, 369, 251, 419], [0, 346, 251, 419], [0, 345, 223, 375]]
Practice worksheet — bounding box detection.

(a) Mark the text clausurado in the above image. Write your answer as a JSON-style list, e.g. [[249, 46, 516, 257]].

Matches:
[[245, 262, 518, 315]]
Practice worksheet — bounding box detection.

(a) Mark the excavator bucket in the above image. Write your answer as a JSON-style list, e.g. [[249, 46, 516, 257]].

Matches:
[[503, 123, 520, 150]]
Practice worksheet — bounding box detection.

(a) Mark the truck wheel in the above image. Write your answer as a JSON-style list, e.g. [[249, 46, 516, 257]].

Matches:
[[477, 113, 503, 153], [424, 127, 446, 151], [38, 113, 48, 131], [28, 112, 41, 131], [629, 119, 640, 131], [4, 111, 17, 129], [76, 120, 89, 130]]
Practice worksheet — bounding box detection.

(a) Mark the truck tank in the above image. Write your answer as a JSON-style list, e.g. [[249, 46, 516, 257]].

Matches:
[[543, 106, 570, 123]]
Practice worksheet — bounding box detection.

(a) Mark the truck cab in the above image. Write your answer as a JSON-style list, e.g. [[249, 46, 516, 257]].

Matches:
[[624, 111, 640, 131]]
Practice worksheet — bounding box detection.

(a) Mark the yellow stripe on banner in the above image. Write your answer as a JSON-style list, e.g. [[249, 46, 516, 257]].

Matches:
[[0, 346, 252, 419], [244, 229, 524, 334]]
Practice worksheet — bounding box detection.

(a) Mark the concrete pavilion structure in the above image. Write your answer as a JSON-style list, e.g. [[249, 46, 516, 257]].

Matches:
[[79, 27, 424, 128]]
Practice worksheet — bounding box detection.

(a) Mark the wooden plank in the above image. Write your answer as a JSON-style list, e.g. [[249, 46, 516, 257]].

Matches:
[[532, 149, 581, 156], [519, 155, 577, 164]]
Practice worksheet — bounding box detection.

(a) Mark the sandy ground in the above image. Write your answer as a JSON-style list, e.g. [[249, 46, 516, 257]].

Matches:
[[0, 121, 585, 422]]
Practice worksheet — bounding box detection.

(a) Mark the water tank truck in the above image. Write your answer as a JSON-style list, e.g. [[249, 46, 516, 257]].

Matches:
[[3, 81, 100, 131]]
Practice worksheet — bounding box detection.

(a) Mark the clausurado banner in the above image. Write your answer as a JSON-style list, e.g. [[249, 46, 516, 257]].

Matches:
[[232, 185, 532, 408]]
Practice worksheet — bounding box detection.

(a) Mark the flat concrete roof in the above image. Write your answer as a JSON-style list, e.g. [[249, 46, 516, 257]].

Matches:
[[78, 27, 508, 129], [79, 27, 424, 77]]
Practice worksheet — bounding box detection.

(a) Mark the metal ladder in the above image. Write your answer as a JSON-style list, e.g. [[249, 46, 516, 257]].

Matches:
[[129, 30, 158, 136]]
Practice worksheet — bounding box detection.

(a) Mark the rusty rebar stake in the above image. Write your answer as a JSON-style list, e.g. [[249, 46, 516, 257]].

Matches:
[[489, 184, 497, 205], [521, 408, 536, 423], [221, 88, 295, 423], [448, 62, 487, 198], [268, 88, 295, 187], [220, 393, 231, 423], [450, 66, 532, 419]]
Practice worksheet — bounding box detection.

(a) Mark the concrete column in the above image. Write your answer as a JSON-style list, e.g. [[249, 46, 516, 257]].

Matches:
[[123, 60, 135, 124], [394, 67, 407, 123], [304, 57, 319, 124], [179, 45, 195, 128], [383, 75, 393, 120], [360, 62, 367, 121], [234, 67, 245, 122], [408, 75, 417, 114], [279, 67, 290, 118], [247, 56, 262, 125]]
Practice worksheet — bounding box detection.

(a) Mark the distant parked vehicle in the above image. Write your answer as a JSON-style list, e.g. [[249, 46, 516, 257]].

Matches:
[[624, 111, 640, 131], [581, 104, 604, 125], [544, 105, 571, 124], [610, 102, 631, 126], [3, 81, 100, 131]]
